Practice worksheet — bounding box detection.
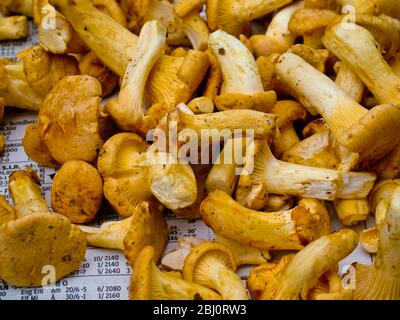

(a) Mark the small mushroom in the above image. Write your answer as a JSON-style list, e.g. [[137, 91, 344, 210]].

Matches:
[[182, 241, 249, 300], [250, 1, 304, 57], [251, 141, 376, 200], [37, 75, 104, 164], [106, 20, 166, 132], [247, 229, 358, 300], [206, 0, 293, 37], [0, 168, 86, 287], [17, 45, 80, 97], [22, 124, 58, 167], [276, 52, 400, 167], [130, 246, 221, 300], [209, 30, 277, 113], [201, 190, 329, 250], [51, 160, 103, 224], [0, 16, 29, 41]]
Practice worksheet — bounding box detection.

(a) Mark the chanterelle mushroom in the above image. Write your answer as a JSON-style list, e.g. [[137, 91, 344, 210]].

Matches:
[[200, 190, 330, 250], [248, 229, 358, 300], [206, 0, 293, 37], [354, 185, 400, 300], [0, 195, 15, 225], [51, 160, 103, 224], [0, 16, 29, 41], [276, 52, 400, 167], [106, 20, 166, 131], [0, 168, 86, 287], [130, 246, 221, 300], [209, 30, 277, 112], [182, 241, 249, 300], [37, 75, 104, 164]]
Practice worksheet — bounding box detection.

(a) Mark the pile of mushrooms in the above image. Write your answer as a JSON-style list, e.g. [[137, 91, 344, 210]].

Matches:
[[1, 0, 400, 300]]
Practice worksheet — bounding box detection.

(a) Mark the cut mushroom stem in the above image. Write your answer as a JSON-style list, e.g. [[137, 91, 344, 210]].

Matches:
[[276, 52, 400, 166], [131, 246, 221, 300], [182, 241, 248, 300], [0, 16, 29, 41], [251, 141, 376, 200], [106, 20, 166, 131], [333, 199, 370, 226], [8, 168, 49, 218], [201, 190, 329, 250], [209, 30, 277, 112]]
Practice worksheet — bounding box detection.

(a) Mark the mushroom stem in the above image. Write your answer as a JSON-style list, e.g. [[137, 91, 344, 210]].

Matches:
[[323, 21, 400, 106], [182, 11, 210, 51], [8, 168, 49, 218], [252, 141, 376, 200], [50, 0, 138, 76], [106, 20, 166, 131]]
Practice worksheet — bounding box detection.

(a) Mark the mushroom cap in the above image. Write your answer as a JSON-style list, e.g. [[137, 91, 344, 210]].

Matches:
[[38, 75, 104, 164], [247, 254, 294, 300], [339, 104, 400, 167], [123, 201, 168, 266], [17, 45, 80, 97], [0, 212, 86, 287], [22, 124, 58, 167], [182, 241, 236, 283], [51, 160, 103, 224], [206, 0, 250, 37], [289, 8, 338, 35], [0, 195, 15, 225]]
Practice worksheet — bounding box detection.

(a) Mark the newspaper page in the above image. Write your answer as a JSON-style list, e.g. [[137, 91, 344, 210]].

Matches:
[[0, 20, 373, 301]]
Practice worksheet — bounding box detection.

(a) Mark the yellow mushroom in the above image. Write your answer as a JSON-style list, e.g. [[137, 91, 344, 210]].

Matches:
[[106, 20, 166, 131], [206, 0, 293, 37], [288, 8, 338, 48], [37, 75, 104, 164], [174, 0, 206, 18], [130, 246, 221, 300], [0, 58, 43, 111], [22, 124, 58, 167], [248, 229, 358, 300], [209, 30, 277, 112], [51, 160, 103, 224], [276, 52, 400, 167], [182, 241, 249, 300], [0, 16, 29, 41], [16, 45, 80, 97], [250, 1, 304, 57], [8, 168, 49, 219], [334, 62, 365, 103], [78, 51, 119, 97], [323, 20, 400, 107], [33, 0, 88, 54], [337, 0, 400, 19], [354, 185, 400, 300], [181, 11, 210, 51], [251, 141, 376, 201], [1, 0, 33, 16], [0, 167, 86, 287], [0, 195, 16, 225], [372, 143, 400, 179], [201, 190, 329, 250]]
